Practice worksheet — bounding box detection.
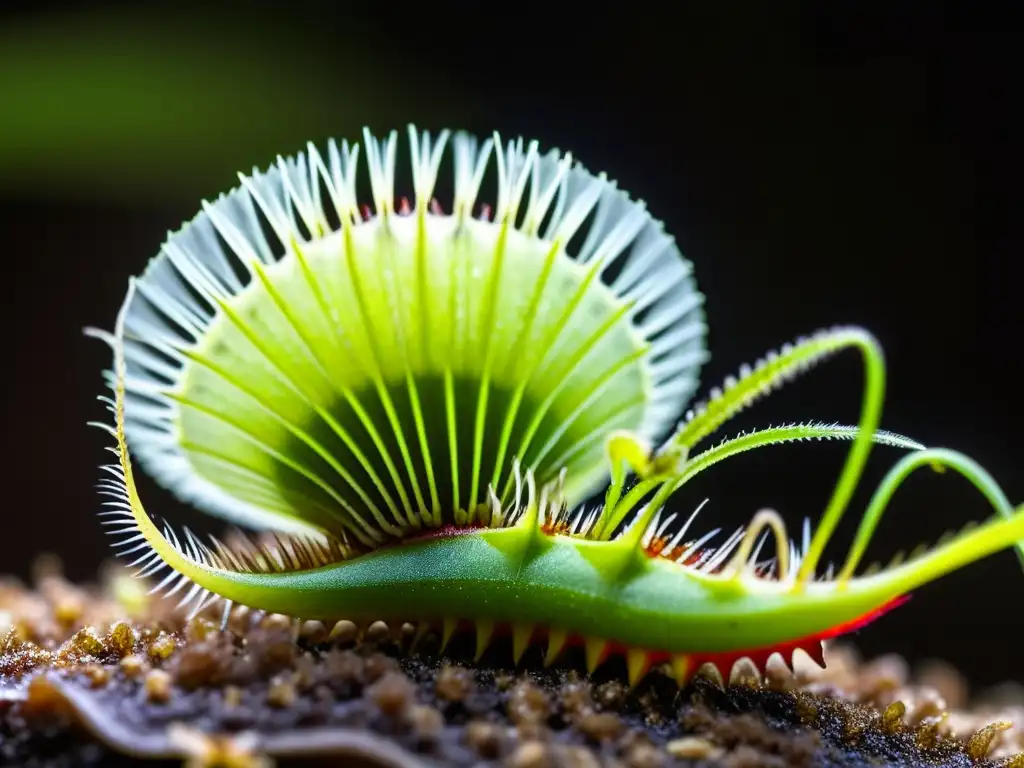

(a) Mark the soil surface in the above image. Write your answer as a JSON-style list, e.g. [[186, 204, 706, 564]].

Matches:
[[2, 560, 1022, 767]]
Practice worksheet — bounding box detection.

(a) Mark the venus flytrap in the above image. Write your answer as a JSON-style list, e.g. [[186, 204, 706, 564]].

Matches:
[[88, 126, 1024, 689]]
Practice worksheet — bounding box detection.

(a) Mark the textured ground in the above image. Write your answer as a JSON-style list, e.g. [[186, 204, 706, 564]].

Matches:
[[2, 558, 1022, 767]]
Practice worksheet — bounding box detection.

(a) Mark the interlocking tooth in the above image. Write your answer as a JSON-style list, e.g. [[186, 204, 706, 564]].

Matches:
[[511, 624, 534, 665], [696, 661, 725, 688], [327, 620, 358, 644], [398, 622, 417, 644], [762, 652, 794, 687], [771, 650, 793, 673], [799, 642, 826, 669], [474, 620, 496, 661], [440, 618, 459, 654], [728, 657, 762, 687], [584, 638, 609, 674], [626, 649, 652, 688], [487, 486, 504, 528], [790, 645, 826, 674], [365, 620, 392, 644], [544, 628, 568, 667]]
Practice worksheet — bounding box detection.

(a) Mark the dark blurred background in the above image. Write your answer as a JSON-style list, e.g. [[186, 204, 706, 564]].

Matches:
[[2, 3, 1020, 688]]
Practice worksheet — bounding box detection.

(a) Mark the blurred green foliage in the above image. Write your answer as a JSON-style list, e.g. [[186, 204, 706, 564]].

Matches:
[[0, 7, 466, 204]]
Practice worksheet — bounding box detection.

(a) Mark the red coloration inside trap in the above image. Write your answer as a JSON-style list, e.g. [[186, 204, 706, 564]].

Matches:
[[645, 535, 708, 567], [643, 536, 783, 579], [359, 196, 444, 219]]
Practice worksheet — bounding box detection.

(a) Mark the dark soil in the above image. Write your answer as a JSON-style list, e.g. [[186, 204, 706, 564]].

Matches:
[[2, 562, 1021, 767]]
